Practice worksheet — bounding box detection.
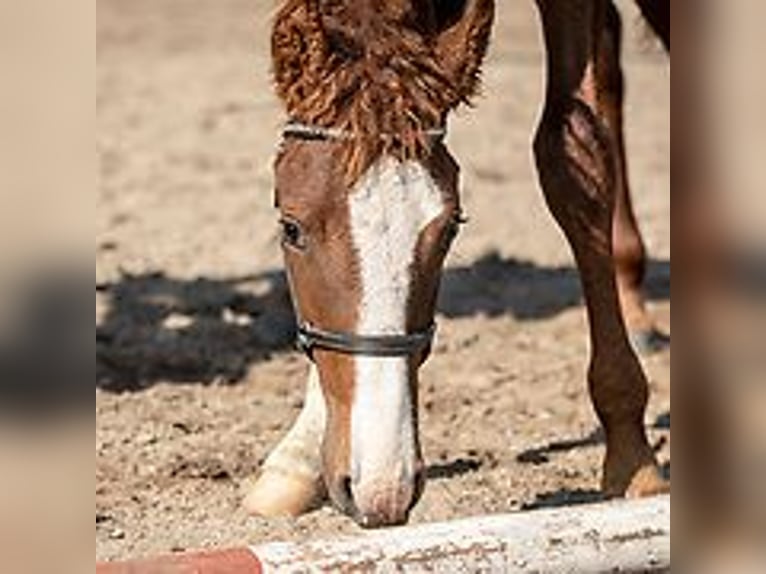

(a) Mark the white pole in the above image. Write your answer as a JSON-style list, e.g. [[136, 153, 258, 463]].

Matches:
[[252, 495, 670, 573]]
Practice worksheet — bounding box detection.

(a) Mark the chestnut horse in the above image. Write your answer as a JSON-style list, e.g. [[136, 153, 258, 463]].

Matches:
[[244, 0, 670, 527]]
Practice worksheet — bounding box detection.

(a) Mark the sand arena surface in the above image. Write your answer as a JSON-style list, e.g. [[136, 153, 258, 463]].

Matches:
[[97, 0, 669, 561]]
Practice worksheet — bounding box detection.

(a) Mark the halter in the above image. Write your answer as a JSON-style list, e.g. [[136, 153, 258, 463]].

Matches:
[[280, 119, 443, 360], [282, 120, 447, 143], [296, 322, 436, 359]]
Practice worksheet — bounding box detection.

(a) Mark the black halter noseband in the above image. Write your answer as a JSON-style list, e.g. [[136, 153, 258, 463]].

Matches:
[[281, 120, 443, 360], [296, 322, 436, 359]]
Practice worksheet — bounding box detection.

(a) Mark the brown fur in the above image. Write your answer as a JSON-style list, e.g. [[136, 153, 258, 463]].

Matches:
[[533, 0, 666, 497], [251, 0, 668, 525], [272, 0, 494, 182], [273, 136, 461, 519]]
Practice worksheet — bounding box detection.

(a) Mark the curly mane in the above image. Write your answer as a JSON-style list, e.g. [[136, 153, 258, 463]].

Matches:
[[272, 0, 493, 182]]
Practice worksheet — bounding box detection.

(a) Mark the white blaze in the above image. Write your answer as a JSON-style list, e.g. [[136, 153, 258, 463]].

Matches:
[[348, 158, 444, 488]]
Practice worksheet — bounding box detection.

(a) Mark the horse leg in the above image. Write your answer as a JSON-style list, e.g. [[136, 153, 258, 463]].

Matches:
[[242, 365, 326, 516], [600, 1, 667, 353], [533, 0, 666, 497]]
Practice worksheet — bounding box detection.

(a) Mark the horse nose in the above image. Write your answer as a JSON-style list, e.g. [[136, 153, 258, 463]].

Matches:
[[352, 487, 411, 527], [349, 463, 425, 528], [328, 474, 357, 519]]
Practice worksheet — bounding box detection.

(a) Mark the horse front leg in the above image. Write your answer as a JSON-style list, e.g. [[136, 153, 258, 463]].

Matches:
[[533, 0, 667, 497], [243, 365, 326, 516]]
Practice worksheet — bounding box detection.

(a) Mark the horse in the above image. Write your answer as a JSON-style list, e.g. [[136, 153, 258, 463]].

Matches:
[[243, 0, 670, 528]]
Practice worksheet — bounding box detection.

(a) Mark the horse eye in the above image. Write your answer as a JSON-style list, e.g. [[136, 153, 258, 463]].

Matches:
[[280, 217, 306, 250]]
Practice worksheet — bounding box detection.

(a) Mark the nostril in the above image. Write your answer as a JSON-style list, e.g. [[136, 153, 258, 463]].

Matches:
[[341, 475, 353, 504], [333, 475, 357, 517]]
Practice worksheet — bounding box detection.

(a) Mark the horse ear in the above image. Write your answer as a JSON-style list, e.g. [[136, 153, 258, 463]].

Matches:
[[271, 0, 329, 106], [433, 0, 495, 103]]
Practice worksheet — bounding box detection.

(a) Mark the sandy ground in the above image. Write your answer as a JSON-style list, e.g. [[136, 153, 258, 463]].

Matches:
[[96, 0, 670, 562]]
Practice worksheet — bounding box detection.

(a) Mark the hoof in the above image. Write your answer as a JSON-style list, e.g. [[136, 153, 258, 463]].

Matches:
[[629, 328, 670, 356], [242, 469, 325, 518], [604, 463, 669, 499], [624, 464, 670, 498]]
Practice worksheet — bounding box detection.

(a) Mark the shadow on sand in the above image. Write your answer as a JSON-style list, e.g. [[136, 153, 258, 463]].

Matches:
[[516, 411, 671, 509], [96, 254, 670, 391], [96, 270, 295, 391]]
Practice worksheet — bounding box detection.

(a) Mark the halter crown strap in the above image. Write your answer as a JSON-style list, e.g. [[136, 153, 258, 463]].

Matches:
[[282, 120, 447, 142], [296, 321, 436, 359]]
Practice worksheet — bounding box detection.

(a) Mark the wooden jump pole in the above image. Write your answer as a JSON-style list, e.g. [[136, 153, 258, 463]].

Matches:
[[97, 494, 669, 573]]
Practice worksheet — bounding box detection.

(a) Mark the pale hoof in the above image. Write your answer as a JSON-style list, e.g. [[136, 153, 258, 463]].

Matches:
[[242, 469, 325, 517], [604, 463, 669, 499], [624, 464, 670, 498]]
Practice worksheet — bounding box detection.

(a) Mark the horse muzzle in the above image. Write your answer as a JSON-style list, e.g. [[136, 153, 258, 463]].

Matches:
[[328, 461, 425, 528], [351, 464, 425, 527]]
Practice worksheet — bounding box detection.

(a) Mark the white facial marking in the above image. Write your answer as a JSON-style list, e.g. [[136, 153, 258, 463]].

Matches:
[[348, 158, 445, 490]]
